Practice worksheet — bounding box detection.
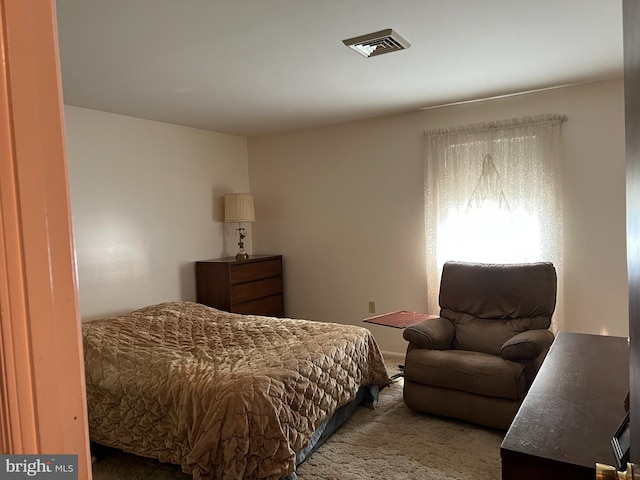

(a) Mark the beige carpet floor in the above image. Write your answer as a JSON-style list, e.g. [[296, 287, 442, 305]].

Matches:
[[91, 356, 503, 479]]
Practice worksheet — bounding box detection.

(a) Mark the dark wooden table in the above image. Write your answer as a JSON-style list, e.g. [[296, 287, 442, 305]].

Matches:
[[501, 332, 629, 480]]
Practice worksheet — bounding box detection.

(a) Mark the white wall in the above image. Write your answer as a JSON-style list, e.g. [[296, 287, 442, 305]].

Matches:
[[65, 106, 250, 320], [248, 79, 628, 355]]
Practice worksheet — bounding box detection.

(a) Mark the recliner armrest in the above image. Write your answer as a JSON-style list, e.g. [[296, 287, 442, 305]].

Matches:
[[501, 329, 555, 361], [403, 317, 455, 350]]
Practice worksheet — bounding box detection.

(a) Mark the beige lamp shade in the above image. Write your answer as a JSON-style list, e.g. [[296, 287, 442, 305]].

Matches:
[[224, 193, 255, 223]]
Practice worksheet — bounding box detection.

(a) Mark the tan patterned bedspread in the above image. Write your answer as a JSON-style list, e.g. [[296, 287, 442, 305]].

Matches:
[[82, 301, 389, 479]]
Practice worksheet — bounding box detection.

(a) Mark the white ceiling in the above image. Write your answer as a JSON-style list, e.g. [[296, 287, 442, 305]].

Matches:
[[55, 0, 623, 138]]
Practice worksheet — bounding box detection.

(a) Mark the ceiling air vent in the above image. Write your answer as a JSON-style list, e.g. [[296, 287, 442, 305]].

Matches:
[[342, 28, 410, 58]]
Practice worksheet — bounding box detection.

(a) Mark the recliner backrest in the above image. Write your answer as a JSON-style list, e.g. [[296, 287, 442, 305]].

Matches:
[[438, 261, 557, 355]]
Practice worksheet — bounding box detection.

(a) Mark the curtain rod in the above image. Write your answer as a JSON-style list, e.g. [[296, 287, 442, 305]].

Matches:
[[424, 114, 567, 139]]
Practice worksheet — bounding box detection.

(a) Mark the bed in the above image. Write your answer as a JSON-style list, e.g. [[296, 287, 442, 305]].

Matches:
[[82, 301, 390, 479]]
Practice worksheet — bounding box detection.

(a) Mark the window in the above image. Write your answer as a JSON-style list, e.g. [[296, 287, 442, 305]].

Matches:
[[424, 114, 565, 330]]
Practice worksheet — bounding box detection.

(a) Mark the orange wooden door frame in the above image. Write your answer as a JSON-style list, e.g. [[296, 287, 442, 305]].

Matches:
[[0, 0, 91, 478]]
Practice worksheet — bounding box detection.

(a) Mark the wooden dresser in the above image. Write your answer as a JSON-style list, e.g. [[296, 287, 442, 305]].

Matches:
[[195, 255, 284, 317], [501, 332, 629, 480]]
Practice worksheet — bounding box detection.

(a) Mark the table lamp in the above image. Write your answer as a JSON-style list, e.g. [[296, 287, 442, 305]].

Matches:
[[224, 193, 255, 260]]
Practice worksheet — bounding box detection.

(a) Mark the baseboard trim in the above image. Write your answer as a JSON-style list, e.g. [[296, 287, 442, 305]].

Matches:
[[381, 350, 405, 359]]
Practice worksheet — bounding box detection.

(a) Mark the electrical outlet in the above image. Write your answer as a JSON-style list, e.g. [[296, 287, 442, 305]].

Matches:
[[368, 301, 376, 314]]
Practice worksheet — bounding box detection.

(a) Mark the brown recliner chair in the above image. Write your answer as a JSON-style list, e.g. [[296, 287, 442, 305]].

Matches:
[[402, 261, 556, 430]]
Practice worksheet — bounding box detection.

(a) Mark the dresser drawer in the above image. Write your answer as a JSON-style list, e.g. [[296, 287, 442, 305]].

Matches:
[[232, 294, 284, 316], [230, 258, 281, 284], [196, 255, 284, 316], [231, 277, 283, 304]]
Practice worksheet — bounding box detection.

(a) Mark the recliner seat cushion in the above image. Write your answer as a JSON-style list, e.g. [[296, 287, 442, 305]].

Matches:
[[404, 349, 526, 400]]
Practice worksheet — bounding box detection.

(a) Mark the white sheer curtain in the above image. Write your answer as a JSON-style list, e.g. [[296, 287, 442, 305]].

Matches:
[[424, 114, 566, 331]]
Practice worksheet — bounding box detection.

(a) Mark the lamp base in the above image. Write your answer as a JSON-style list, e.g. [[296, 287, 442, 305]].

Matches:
[[236, 252, 249, 260]]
